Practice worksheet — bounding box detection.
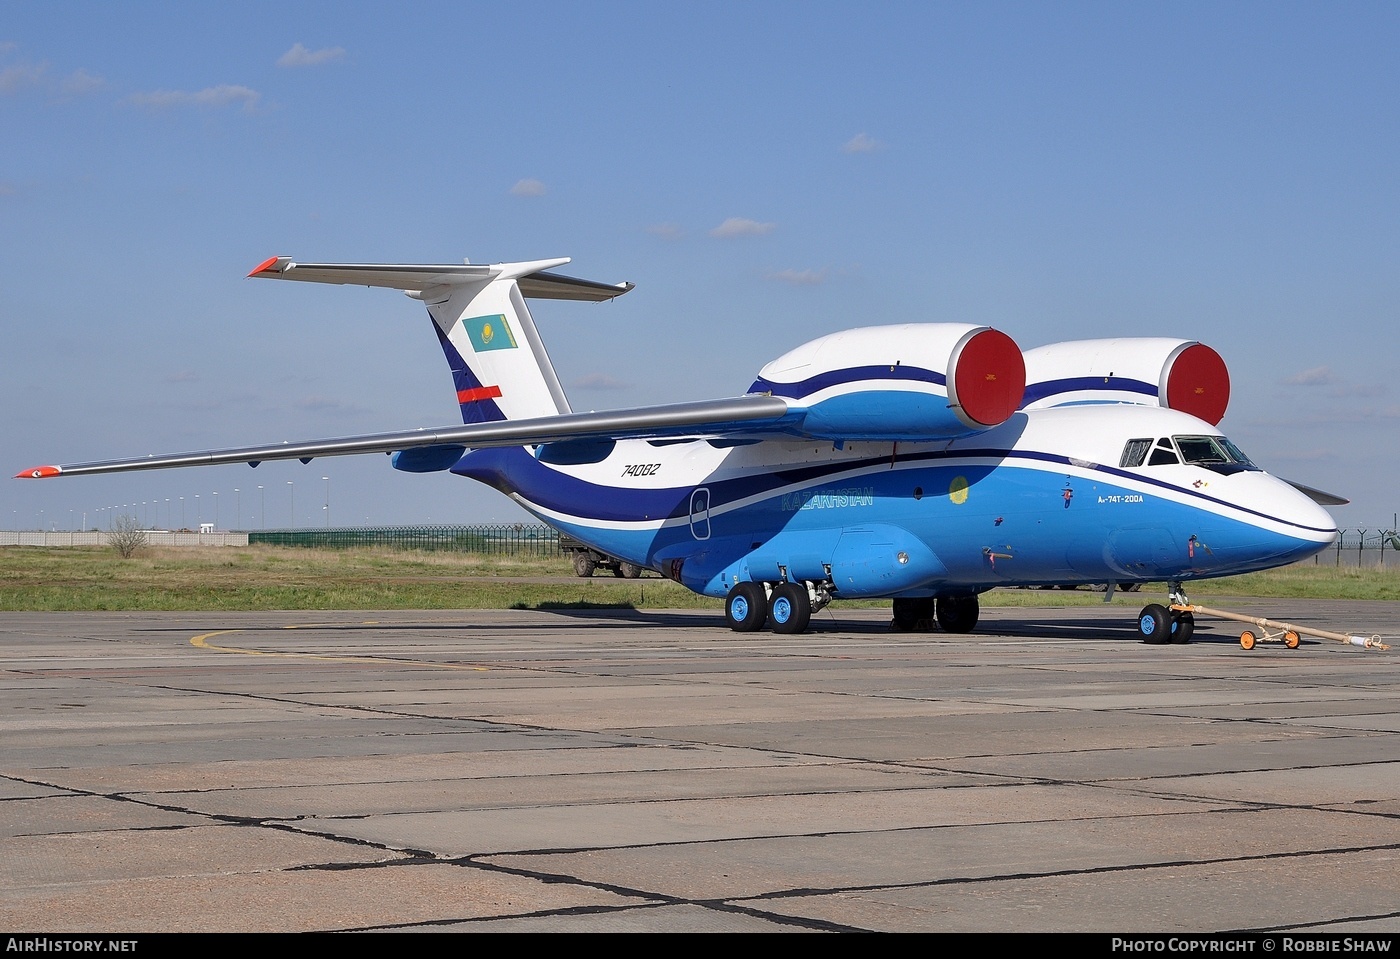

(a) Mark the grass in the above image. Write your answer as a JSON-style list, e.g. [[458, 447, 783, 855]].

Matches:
[[0, 545, 1394, 612]]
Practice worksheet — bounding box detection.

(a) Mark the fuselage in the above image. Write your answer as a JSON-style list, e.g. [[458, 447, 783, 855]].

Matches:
[[454, 404, 1338, 599]]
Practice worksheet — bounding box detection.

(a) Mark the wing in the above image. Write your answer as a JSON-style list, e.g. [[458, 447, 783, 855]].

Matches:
[[16, 395, 797, 479]]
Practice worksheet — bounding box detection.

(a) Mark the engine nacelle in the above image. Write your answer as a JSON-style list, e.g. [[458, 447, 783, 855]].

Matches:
[[1020, 338, 1230, 425], [750, 324, 1026, 441]]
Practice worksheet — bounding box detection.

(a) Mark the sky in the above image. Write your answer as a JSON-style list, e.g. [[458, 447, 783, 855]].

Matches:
[[3, 1, 1398, 533]]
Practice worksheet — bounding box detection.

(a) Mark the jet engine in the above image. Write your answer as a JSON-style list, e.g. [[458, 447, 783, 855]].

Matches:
[[750, 323, 1026, 441], [1020, 338, 1230, 425]]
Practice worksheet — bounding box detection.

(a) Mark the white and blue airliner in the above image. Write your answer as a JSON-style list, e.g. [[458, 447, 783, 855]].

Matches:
[[19, 256, 1342, 641]]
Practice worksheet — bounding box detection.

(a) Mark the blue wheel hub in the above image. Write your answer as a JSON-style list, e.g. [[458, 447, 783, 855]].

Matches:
[[772, 597, 792, 623]]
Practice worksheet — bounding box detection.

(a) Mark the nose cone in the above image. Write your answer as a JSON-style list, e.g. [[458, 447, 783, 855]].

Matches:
[[1212, 472, 1339, 569]]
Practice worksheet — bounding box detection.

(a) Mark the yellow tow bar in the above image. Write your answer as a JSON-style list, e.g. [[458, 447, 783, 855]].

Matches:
[[1170, 603, 1390, 652]]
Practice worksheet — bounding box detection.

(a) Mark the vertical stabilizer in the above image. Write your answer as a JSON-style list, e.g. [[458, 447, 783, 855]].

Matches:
[[248, 256, 634, 425], [422, 262, 573, 424]]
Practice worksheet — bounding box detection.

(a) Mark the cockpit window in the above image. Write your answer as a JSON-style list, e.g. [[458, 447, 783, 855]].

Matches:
[[1148, 438, 1180, 466], [1119, 438, 1152, 468], [1173, 435, 1260, 474]]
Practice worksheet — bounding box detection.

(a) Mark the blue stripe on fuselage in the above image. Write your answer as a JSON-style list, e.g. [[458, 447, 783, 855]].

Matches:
[[454, 443, 1335, 537]]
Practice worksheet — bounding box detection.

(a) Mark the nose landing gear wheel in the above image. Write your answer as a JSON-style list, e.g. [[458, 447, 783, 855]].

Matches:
[[725, 582, 768, 632], [769, 582, 812, 634], [1138, 604, 1171, 644], [1170, 611, 1194, 644]]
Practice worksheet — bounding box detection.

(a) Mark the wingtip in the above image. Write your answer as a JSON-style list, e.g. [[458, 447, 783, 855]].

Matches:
[[16, 465, 61, 479], [248, 255, 285, 278]]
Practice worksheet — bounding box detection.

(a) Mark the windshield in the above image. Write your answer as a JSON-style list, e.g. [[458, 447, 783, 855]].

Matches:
[[1173, 435, 1259, 474], [1121, 435, 1259, 472]]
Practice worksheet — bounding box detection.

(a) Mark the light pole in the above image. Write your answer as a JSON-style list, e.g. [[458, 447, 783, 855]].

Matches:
[[195, 494, 200, 527], [258, 486, 265, 529], [322, 476, 330, 527], [234, 489, 240, 531], [164, 498, 170, 530], [213, 491, 219, 530], [288, 481, 294, 528], [180, 496, 185, 529]]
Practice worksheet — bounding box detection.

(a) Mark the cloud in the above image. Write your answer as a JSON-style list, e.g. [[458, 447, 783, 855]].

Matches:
[[60, 69, 104, 96], [1286, 366, 1336, 386], [277, 43, 346, 68], [126, 84, 261, 111], [0, 61, 46, 95], [572, 373, 630, 391], [510, 178, 546, 197], [646, 222, 683, 240], [767, 268, 827, 286], [841, 132, 884, 154], [0, 41, 18, 56], [710, 217, 774, 238]]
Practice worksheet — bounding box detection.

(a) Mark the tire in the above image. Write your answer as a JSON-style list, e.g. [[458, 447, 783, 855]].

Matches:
[[571, 552, 596, 578], [725, 582, 768, 632], [936, 595, 979, 633], [619, 562, 643, 579], [769, 582, 811, 634], [1170, 611, 1194, 644], [1138, 603, 1170, 644], [892, 597, 935, 632]]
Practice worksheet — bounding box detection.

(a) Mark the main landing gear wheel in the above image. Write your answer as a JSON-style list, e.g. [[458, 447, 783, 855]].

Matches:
[[1170, 610, 1194, 645], [724, 582, 768, 633], [1138, 604, 1171, 644], [892, 597, 935, 632], [769, 582, 812, 635], [936, 595, 979, 633]]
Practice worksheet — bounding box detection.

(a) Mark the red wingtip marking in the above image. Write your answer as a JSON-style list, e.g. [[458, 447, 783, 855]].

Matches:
[[16, 465, 61, 479], [248, 255, 281, 277]]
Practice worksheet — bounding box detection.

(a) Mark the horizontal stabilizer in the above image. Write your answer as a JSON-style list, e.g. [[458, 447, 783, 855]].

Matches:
[[248, 256, 634, 301]]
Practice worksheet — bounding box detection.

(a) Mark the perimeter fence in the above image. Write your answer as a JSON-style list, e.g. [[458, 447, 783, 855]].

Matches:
[[247, 524, 563, 557], [1317, 529, 1400, 569]]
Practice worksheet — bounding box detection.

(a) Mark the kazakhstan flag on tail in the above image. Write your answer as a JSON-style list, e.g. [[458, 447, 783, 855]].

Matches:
[[463, 314, 518, 352]]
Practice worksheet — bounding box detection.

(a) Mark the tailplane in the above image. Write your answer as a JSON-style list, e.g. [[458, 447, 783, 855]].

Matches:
[[249, 256, 633, 424]]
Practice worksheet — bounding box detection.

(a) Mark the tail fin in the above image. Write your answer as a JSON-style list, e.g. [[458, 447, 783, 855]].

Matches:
[[248, 256, 633, 423]]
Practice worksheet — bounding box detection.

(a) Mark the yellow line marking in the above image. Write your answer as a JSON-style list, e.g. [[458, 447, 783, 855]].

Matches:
[[190, 624, 489, 670]]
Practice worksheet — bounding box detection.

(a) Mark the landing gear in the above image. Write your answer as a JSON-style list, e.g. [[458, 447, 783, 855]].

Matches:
[[892, 597, 935, 632], [723, 579, 832, 634], [769, 582, 812, 634], [936, 594, 979, 633], [1139, 582, 1194, 645], [724, 581, 769, 632], [1137, 603, 1171, 644]]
